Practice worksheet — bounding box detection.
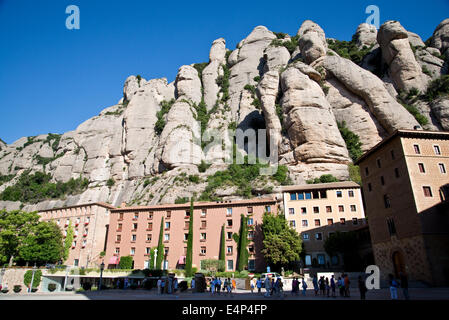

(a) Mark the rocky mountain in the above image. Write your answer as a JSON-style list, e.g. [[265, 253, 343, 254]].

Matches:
[[0, 19, 448, 212]]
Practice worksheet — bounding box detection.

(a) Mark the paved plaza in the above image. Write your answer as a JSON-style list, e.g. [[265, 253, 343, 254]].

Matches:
[[1, 287, 448, 300]]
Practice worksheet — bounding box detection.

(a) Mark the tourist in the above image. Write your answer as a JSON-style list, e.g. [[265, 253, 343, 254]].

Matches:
[[358, 275, 367, 300], [264, 276, 271, 297], [256, 278, 262, 294], [330, 275, 336, 298], [227, 278, 233, 297], [319, 276, 325, 296], [312, 275, 319, 296], [276, 277, 284, 298], [191, 278, 195, 293], [270, 278, 276, 296], [344, 274, 351, 297], [232, 278, 236, 293], [250, 278, 255, 294], [325, 277, 330, 297], [174, 277, 178, 293], [399, 272, 410, 300], [338, 277, 344, 297], [211, 278, 215, 294], [124, 278, 129, 290], [301, 278, 307, 296], [160, 278, 165, 294], [216, 277, 221, 295], [388, 274, 399, 300]]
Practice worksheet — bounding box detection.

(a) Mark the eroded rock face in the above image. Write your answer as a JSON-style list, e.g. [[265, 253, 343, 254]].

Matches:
[[431, 98, 449, 130], [280, 65, 350, 165], [298, 20, 327, 64], [175, 65, 202, 104], [263, 46, 291, 72], [324, 55, 420, 133], [354, 23, 378, 49], [377, 21, 429, 93], [431, 18, 449, 56], [203, 38, 227, 111]]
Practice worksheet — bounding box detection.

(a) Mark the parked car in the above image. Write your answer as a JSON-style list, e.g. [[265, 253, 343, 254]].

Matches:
[[260, 272, 283, 287]]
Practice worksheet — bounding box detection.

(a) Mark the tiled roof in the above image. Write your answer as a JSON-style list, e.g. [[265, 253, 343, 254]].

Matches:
[[281, 181, 360, 192]]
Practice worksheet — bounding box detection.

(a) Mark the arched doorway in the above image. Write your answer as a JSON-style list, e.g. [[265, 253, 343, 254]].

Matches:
[[392, 251, 406, 278]]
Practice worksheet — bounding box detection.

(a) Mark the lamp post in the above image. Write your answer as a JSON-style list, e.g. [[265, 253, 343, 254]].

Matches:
[[99, 261, 105, 291], [29, 263, 37, 293]]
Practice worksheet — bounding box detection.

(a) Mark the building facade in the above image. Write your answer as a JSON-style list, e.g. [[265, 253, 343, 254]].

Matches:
[[38, 202, 114, 268], [282, 182, 366, 269], [104, 198, 279, 272], [356, 130, 449, 286]]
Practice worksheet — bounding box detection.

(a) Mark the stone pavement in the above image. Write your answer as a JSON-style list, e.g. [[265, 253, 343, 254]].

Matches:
[[1, 287, 449, 300]]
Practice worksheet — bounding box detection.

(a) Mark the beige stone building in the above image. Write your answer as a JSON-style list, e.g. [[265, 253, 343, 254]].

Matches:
[[356, 130, 449, 286], [282, 182, 367, 269], [38, 203, 115, 268]]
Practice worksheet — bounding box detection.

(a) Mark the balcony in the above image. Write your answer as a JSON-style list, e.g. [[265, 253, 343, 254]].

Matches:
[[84, 222, 89, 226], [83, 234, 87, 237], [116, 229, 122, 232]]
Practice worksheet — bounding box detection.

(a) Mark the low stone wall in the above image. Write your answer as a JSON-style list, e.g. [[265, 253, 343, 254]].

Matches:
[[0, 268, 44, 294]]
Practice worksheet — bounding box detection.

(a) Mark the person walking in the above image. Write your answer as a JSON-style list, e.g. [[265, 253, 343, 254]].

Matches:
[[389, 274, 399, 300], [312, 275, 319, 296], [399, 272, 410, 300], [256, 278, 262, 295], [344, 274, 351, 297], [264, 276, 271, 298], [216, 277, 221, 295], [330, 275, 336, 298], [271, 278, 276, 296], [301, 278, 307, 296], [319, 276, 325, 296], [191, 278, 195, 293], [227, 278, 233, 297], [325, 277, 330, 297], [250, 278, 255, 294], [291, 278, 297, 296], [358, 275, 367, 300], [174, 277, 178, 293], [338, 277, 344, 297], [232, 278, 236, 293]]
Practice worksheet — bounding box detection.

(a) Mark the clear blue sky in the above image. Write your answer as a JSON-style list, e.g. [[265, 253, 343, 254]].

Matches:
[[1, 0, 448, 144]]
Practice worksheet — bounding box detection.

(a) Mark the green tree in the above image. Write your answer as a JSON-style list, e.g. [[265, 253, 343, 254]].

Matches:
[[149, 247, 156, 269], [156, 216, 164, 270], [306, 174, 339, 184], [0, 210, 40, 266], [261, 213, 302, 270], [185, 198, 194, 277], [18, 221, 64, 264], [63, 220, 74, 261], [236, 214, 249, 271], [24, 269, 42, 289], [338, 121, 363, 162], [219, 224, 225, 271], [119, 256, 133, 269]]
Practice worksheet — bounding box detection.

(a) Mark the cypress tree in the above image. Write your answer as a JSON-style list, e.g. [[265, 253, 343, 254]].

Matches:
[[237, 214, 249, 271], [219, 224, 225, 271], [185, 198, 194, 277], [156, 216, 164, 270]]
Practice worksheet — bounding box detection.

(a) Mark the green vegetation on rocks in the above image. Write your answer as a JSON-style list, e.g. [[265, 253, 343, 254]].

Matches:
[[337, 121, 363, 162], [155, 99, 175, 135], [326, 39, 374, 64]]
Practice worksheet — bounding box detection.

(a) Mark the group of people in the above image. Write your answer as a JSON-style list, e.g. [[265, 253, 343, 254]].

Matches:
[[156, 276, 179, 294], [259, 276, 284, 298], [207, 277, 237, 296], [290, 277, 308, 296], [388, 272, 410, 300]]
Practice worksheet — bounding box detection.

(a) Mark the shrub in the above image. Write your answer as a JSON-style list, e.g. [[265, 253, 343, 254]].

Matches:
[[338, 121, 363, 162], [13, 285, 21, 293], [271, 35, 299, 54], [24, 269, 42, 289], [326, 39, 374, 64], [155, 99, 175, 135], [119, 256, 133, 269], [193, 63, 209, 79], [400, 103, 428, 126], [424, 75, 449, 102], [348, 164, 362, 185], [106, 178, 115, 187], [175, 197, 189, 204], [188, 175, 200, 184], [47, 283, 57, 291], [306, 174, 339, 184], [197, 160, 211, 173], [422, 65, 432, 77]]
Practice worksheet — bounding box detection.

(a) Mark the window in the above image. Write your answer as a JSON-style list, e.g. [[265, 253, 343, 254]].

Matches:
[[391, 150, 396, 160], [289, 220, 296, 227], [380, 176, 385, 185], [130, 248, 135, 255], [313, 207, 319, 214], [348, 190, 354, 197], [439, 163, 446, 174], [298, 193, 305, 200], [116, 234, 121, 242], [248, 246, 255, 254], [365, 167, 369, 176], [331, 255, 339, 266], [414, 144, 421, 154], [312, 191, 320, 199], [376, 158, 382, 168], [146, 247, 151, 255], [368, 183, 372, 192], [164, 234, 170, 241], [290, 193, 297, 201], [395, 168, 400, 178], [338, 205, 344, 212], [247, 218, 254, 226], [314, 219, 321, 227], [201, 233, 206, 240], [133, 212, 139, 220], [200, 247, 206, 255], [301, 207, 307, 214], [165, 222, 170, 230], [201, 220, 207, 228], [423, 186, 433, 197], [317, 254, 325, 265], [227, 232, 233, 240], [131, 234, 137, 242], [227, 260, 233, 271], [166, 211, 171, 219], [247, 207, 253, 214], [117, 223, 122, 231], [387, 218, 397, 236], [305, 192, 312, 200], [305, 255, 312, 266], [384, 194, 391, 208], [72, 241, 76, 247], [326, 206, 332, 213], [115, 248, 120, 255], [133, 223, 138, 230], [227, 246, 233, 254], [336, 191, 342, 198], [303, 234, 310, 241], [248, 231, 255, 240], [147, 234, 152, 242], [434, 145, 441, 155], [201, 209, 207, 216], [248, 259, 255, 271], [289, 208, 295, 215], [352, 218, 358, 225], [302, 220, 308, 227], [185, 210, 190, 218], [184, 221, 189, 229], [265, 206, 271, 212], [184, 233, 188, 241], [327, 219, 334, 225], [74, 259, 79, 267], [227, 219, 233, 227], [418, 163, 426, 173], [315, 233, 323, 241], [226, 208, 232, 216], [350, 205, 356, 212], [147, 222, 153, 231], [119, 213, 124, 220], [148, 212, 153, 219], [340, 218, 346, 225]]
